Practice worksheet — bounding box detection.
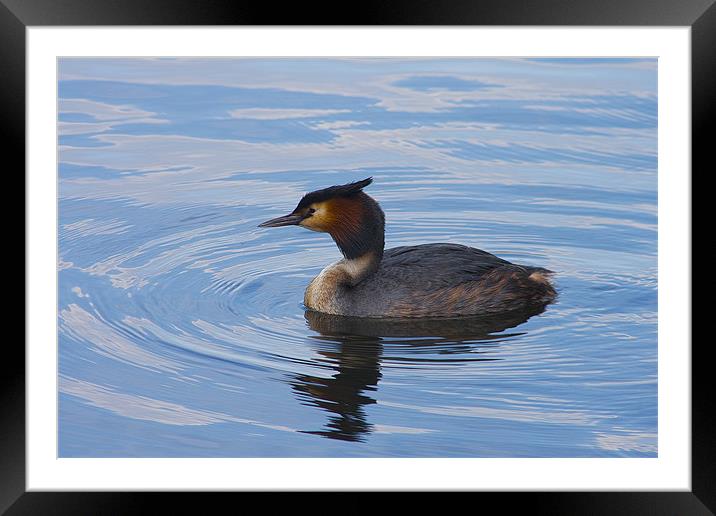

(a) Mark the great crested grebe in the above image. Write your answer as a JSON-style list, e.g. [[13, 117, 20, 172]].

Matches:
[[258, 178, 556, 318]]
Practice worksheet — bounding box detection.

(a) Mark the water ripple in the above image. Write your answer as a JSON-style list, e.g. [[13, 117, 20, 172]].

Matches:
[[58, 57, 657, 457]]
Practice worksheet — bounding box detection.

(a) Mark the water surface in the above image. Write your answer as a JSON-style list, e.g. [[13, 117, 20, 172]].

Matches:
[[58, 58, 657, 457]]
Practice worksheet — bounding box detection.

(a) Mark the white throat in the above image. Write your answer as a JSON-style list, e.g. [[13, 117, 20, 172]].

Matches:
[[339, 252, 380, 286]]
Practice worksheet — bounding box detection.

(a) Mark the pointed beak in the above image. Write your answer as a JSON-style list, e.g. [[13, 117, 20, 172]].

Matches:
[[258, 213, 304, 228]]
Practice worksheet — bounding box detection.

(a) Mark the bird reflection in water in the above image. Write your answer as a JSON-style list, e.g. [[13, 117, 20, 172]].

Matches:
[[290, 304, 549, 442]]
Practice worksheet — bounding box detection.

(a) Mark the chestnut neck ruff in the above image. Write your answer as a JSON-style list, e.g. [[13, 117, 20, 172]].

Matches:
[[324, 193, 385, 261]]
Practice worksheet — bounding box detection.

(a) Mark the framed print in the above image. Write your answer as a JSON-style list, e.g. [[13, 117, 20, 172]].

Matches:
[[9, 0, 711, 512]]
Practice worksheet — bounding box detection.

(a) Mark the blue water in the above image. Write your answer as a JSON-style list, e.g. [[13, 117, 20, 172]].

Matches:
[[58, 58, 658, 457]]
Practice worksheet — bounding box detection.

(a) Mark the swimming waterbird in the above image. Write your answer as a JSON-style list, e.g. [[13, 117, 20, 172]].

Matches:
[[259, 178, 556, 318]]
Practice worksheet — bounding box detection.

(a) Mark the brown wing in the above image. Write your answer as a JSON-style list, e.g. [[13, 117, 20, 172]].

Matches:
[[349, 243, 554, 317], [379, 243, 515, 287]]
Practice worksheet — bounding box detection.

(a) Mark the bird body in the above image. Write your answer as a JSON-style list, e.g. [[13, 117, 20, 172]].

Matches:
[[259, 178, 556, 318], [304, 243, 554, 317]]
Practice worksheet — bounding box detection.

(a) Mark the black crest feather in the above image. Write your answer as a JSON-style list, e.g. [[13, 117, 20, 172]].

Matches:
[[296, 177, 373, 209]]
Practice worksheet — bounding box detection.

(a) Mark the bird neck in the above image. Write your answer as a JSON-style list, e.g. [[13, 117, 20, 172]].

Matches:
[[337, 251, 382, 287], [329, 192, 385, 266]]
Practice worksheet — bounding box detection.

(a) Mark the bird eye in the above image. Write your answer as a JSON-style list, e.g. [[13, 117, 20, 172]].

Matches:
[[308, 208, 316, 214]]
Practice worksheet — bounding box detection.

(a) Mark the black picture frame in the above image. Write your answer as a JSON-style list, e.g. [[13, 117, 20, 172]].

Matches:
[[7, 0, 709, 512]]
